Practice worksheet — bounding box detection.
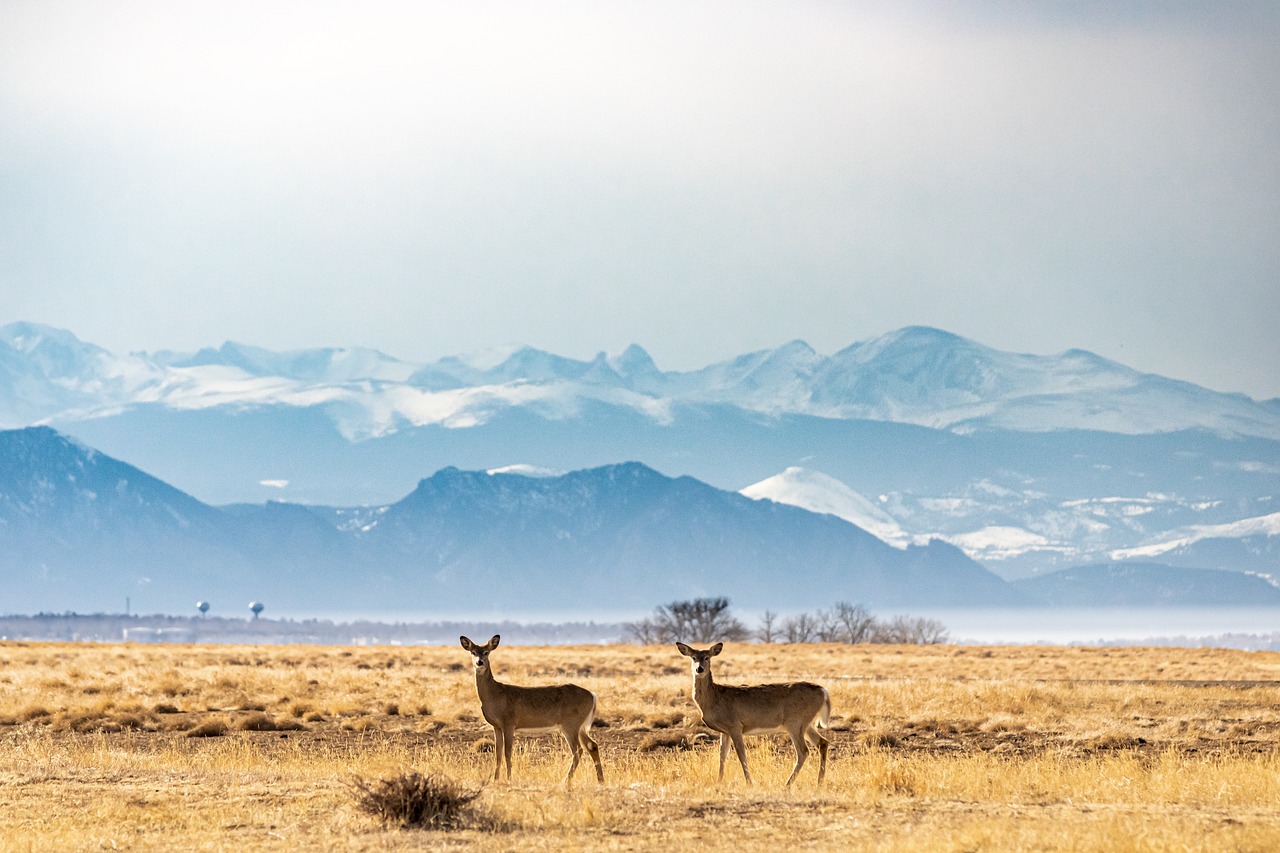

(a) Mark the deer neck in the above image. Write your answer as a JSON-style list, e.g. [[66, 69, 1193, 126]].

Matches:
[[475, 664, 501, 701], [692, 669, 718, 708]]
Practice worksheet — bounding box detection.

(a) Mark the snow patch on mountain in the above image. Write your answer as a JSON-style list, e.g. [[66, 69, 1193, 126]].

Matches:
[[487, 464, 562, 478], [741, 467, 912, 547], [1111, 512, 1280, 560], [938, 526, 1068, 561]]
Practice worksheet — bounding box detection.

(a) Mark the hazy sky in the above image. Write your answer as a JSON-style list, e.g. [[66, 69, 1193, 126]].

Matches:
[[2, 1, 1277, 398]]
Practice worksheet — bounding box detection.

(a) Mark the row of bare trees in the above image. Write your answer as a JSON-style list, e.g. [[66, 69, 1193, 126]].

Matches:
[[625, 598, 948, 645]]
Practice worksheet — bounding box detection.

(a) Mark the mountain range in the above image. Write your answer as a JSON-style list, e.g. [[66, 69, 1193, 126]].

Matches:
[[3, 321, 1278, 584], [6, 426, 1277, 618], [1, 425, 1031, 615]]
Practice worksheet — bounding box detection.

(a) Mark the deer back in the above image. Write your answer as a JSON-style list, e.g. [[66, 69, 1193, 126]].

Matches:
[[480, 679, 596, 730], [698, 680, 827, 732]]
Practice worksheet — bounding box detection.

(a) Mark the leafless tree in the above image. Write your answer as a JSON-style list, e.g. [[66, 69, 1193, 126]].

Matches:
[[625, 597, 749, 644], [832, 602, 878, 644], [782, 612, 820, 643], [755, 610, 781, 644], [756, 604, 948, 646], [814, 609, 841, 642], [873, 615, 949, 644]]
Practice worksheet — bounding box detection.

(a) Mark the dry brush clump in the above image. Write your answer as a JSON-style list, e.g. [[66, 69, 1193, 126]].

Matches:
[[350, 771, 494, 830]]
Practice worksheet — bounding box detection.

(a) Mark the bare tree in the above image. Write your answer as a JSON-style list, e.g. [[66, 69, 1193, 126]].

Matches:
[[757, 604, 948, 646], [907, 616, 949, 644], [754, 610, 781, 644], [624, 617, 666, 645], [873, 615, 950, 645], [814, 609, 843, 643], [832, 602, 878, 644], [782, 612, 820, 644], [625, 597, 748, 644]]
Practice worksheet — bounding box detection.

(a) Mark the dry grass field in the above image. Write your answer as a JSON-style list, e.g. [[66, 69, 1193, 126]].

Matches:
[[2, 640, 1279, 851]]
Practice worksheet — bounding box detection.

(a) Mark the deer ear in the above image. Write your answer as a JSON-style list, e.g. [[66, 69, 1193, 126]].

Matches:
[[709, 642, 724, 656], [459, 636, 474, 651], [487, 635, 501, 650], [675, 642, 693, 656]]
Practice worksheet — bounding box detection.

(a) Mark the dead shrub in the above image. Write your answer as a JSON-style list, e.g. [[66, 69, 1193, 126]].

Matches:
[[52, 712, 104, 733], [235, 712, 304, 732], [187, 718, 229, 738], [113, 713, 148, 731], [640, 727, 701, 747], [159, 716, 197, 732], [644, 711, 686, 730], [1084, 732, 1147, 751], [350, 771, 490, 830], [979, 716, 1027, 734], [858, 727, 901, 748]]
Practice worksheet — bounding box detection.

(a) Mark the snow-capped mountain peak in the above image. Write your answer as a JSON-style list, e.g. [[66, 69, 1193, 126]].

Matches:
[[741, 466, 912, 547], [4, 322, 1280, 441]]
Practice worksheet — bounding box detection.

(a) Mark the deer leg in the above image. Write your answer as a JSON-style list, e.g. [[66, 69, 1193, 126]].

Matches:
[[501, 727, 515, 781], [717, 733, 730, 781], [580, 727, 604, 784], [561, 726, 583, 787], [807, 724, 830, 785], [728, 729, 752, 785], [785, 726, 810, 786], [490, 725, 504, 781]]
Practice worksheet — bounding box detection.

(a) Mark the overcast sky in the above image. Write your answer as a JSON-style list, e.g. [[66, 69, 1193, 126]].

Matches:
[[2, 1, 1277, 397]]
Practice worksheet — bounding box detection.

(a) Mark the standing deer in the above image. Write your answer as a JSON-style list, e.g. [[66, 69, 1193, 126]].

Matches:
[[676, 641, 830, 786], [459, 635, 604, 786]]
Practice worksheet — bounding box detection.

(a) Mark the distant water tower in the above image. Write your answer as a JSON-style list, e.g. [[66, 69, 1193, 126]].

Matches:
[[196, 601, 210, 617], [248, 601, 264, 620]]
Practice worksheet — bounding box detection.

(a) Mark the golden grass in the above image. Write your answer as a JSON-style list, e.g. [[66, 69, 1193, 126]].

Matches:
[[0, 640, 1278, 851]]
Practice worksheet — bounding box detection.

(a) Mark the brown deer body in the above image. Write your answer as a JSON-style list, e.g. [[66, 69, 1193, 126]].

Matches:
[[459, 634, 604, 786], [676, 641, 830, 785]]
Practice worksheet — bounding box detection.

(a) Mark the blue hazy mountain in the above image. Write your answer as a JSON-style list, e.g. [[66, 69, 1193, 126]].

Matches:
[[1011, 562, 1280, 607], [0, 427, 1030, 615], [360, 462, 1026, 611]]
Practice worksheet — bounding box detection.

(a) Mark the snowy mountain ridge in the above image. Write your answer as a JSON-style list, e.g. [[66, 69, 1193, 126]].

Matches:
[[741, 465, 1280, 574], [4, 321, 1278, 440], [740, 466, 913, 548]]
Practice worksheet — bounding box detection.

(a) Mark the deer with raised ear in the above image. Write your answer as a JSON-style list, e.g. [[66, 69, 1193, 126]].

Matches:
[[676, 641, 830, 785], [459, 634, 604, 786]]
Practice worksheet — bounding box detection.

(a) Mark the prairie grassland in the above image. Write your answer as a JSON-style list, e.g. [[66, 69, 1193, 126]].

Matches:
[[1, 641, 1278, 851]]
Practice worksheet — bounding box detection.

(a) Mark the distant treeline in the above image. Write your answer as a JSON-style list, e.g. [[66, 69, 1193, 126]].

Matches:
[[0, 613, 626, 646], [625, 598, 950, 645]]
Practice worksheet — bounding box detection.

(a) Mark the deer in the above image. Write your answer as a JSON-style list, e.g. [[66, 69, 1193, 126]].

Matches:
[[458, 634, 604, 786], [676, 641, 830, 786]]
